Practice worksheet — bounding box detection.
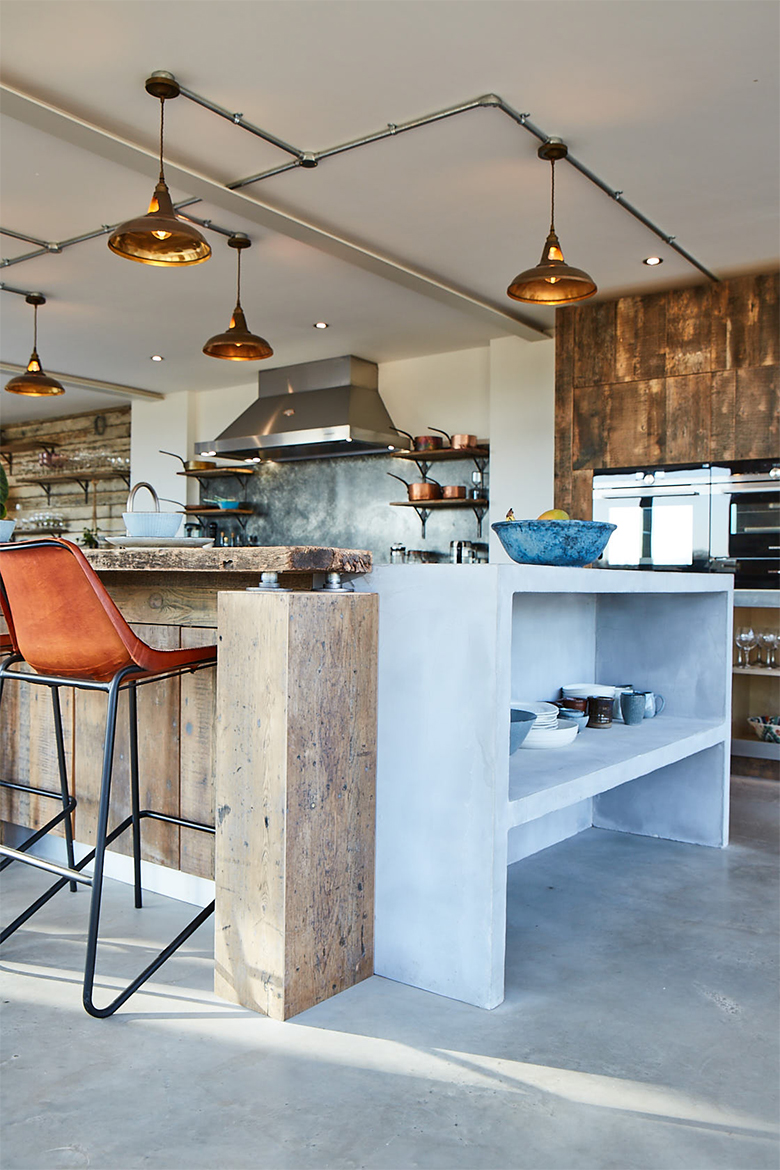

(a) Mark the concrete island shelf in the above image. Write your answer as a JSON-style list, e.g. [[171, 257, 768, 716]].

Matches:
[[353, 562, 732, 1011]]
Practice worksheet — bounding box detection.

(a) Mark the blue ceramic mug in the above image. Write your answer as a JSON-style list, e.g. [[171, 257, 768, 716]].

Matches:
[[620, 691, 646, 725], [636, 691, 665, 718]]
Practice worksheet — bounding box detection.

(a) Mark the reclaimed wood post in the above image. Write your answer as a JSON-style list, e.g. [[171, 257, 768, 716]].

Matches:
[[214, 589, 377, 1020]]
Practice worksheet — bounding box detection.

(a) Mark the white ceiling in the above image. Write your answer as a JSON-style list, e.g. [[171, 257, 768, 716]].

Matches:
[[1, 0, 778, 425]]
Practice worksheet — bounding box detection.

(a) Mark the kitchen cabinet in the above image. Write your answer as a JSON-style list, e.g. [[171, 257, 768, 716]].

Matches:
[[732, 595, 780, 770]]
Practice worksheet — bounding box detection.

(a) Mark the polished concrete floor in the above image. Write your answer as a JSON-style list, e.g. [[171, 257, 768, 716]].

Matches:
[[1, 777, 778, 1170]]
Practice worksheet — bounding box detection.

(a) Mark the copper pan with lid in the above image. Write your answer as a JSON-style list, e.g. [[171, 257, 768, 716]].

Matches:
[[428, 427, 478, 450]]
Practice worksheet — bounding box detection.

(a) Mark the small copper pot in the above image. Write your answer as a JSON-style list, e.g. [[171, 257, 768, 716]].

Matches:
[[391, 428, 444, 452], [387, 472, 442, 501], [429, 427, 478, 450], [442, 485, 466, 499]]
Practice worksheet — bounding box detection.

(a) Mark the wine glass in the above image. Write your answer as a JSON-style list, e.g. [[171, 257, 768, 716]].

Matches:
[[762, 631, 778, 670], [735, 626, 757, 667], [756, 631, 773, 668]]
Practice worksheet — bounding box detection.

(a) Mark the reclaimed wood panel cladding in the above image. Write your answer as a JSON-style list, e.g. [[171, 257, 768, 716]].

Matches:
[[556, 272, 780, 516], [214, 591, 377, 1020], [1, 406, 130, 540]]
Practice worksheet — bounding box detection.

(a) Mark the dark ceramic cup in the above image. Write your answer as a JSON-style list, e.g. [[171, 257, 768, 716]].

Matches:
[[587, 696, 613, 728]]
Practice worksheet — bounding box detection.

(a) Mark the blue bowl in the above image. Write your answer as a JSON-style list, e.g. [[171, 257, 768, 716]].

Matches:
[[492, 519, 617, 567], [510, 709, 536, 752]]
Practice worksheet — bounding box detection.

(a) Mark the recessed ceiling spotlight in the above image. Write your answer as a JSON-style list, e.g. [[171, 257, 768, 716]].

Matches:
[[314, 321, 329, 329], [151, 354, 164, 361], [643, 256, 663, 266]]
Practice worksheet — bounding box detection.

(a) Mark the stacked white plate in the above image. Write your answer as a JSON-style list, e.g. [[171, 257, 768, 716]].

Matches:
[[511, 700, 559, 729], [522, 718, 579, 750], [561, 683, 616, 700]]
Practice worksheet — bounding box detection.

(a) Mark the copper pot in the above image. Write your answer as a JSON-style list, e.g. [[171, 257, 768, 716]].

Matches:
[[387, 472, 442, 501], [391, 428, 444, 452], [442, 485, 466, 499], [429, 427, 478, 450], [160, 449, 217, 472]]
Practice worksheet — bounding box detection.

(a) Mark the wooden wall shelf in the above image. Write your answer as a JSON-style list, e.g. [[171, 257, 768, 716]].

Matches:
[[16, 469, 131, 503], [0, 439, 59, 473], [390, 498, 488, 538], [394, 446, 489, 477]]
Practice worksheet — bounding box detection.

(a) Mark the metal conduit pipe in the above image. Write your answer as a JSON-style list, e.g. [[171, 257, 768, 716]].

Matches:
[[1, 226, 52, 248], [0, 282, 45, 298], [315, 96, 489, 162], [1, 203, 240, 268], [0, 80, 716, 286], [177, 81, 305, 162], [229, 160, 306, 189], [201, 83, 717, 283], [493, 97, 719, 283]]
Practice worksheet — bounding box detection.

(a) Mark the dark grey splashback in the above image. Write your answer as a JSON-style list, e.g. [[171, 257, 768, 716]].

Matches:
[[200, 453, 487, 563]]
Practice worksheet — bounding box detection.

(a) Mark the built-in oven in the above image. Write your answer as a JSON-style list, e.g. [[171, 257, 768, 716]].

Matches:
[[592, 460, 780, 588]]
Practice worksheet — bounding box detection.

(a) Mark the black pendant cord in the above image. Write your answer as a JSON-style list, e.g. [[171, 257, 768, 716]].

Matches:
[[549, 160, 556, 234], [236, 247, 242, 308], [158, 99, 166, 182], [32, 303, 38, 351]]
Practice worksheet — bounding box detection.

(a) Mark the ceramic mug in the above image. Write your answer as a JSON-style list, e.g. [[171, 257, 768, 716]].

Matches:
[[636, 691, 665, 718], [620, 691, 646, 725], [587, 696, 613, 728]]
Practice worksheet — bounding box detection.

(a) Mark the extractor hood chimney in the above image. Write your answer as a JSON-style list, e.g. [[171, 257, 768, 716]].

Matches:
[[195, 355, 409, 462]]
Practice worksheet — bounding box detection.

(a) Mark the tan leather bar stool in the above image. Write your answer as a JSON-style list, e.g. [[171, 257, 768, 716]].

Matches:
[[0, 538, 217, 1017]]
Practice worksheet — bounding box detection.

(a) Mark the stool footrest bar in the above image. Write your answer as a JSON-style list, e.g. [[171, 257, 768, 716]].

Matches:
[[0, 844, 92, 885]]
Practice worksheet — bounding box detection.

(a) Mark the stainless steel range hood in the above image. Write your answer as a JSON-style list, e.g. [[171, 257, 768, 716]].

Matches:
[[196, 355, 409, 462]]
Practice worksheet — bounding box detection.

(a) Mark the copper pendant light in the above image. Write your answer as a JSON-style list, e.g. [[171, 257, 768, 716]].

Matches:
[[203, 235, 273, 361], [108, 73, 211, 267], [5, 294, 65, 397], [507, 139, 597, 306]]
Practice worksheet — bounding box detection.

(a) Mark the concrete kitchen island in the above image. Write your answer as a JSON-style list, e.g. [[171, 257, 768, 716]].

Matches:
[[353, 564, 733, 1011], [0, 544, 376, 1020]]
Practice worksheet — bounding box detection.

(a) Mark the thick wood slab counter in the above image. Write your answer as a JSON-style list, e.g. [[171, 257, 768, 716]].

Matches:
[[84, 545, 372, 575]]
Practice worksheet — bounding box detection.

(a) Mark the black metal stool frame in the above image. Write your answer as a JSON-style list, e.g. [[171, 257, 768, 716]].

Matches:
[[0, 653, 217, 1018], [0, 651, 79, 896]]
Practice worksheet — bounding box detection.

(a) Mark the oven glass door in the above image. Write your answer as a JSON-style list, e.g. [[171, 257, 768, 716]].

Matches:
[[593, 492, 709, 568]]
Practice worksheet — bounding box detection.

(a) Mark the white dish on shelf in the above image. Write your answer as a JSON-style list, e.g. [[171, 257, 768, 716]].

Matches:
[[561, 683, 617, 699], [511, 700, 558, 727], [105, 537, 215, 548], [521, 719, 579, 749]]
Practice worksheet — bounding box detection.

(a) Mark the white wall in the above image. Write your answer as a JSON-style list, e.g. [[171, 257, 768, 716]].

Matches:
[[191, 380, 257, 450], [130, 390, 192, 517], [488, 336, 556, 562], [378, 347, 490, 440]]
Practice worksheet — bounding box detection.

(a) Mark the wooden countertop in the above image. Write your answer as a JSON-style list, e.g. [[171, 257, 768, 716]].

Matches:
[[85, 545, 372, 574]]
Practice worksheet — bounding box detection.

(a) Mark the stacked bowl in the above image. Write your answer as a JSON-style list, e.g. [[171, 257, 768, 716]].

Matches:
[[511, 700, 578, 750]]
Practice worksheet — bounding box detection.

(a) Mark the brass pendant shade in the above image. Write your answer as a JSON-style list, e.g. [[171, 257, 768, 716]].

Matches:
[[108, 73, 211, 267], [203, 235, 273, 361], [507, 140, 597, 306], [4, 295, 65, 397], [108, 179, 211, 267], [506, 228, 598, 304]]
